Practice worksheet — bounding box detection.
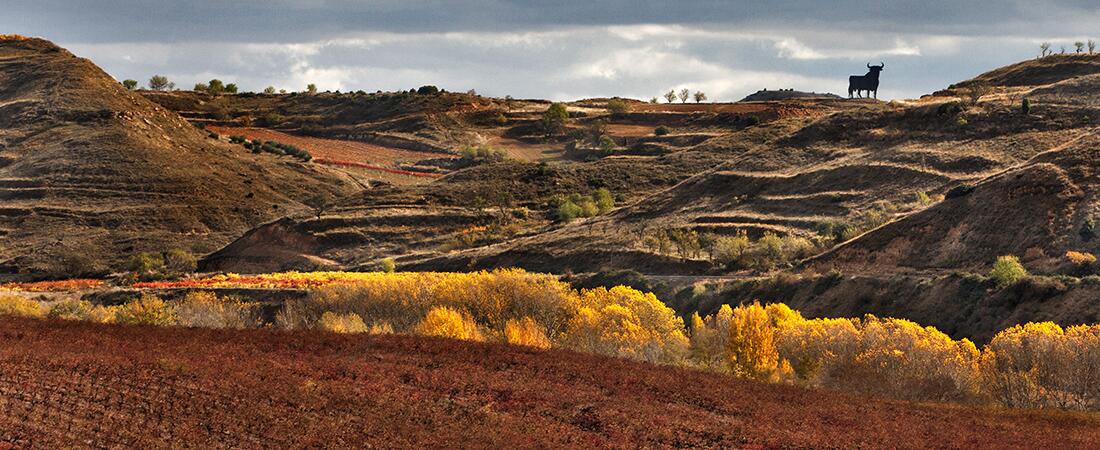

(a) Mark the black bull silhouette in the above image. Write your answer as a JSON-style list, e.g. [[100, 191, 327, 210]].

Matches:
[[849, 62, 884, 99]]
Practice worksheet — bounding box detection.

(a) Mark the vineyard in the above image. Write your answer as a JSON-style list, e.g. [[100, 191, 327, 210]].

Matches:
[[2, 316, 1100, 449]]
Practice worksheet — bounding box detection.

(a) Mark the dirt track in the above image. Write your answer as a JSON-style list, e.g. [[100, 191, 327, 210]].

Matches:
[[2, 316, 1099, 449]]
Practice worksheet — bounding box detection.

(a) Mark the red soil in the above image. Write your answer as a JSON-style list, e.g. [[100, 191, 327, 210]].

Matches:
[[1, 317, 1099, 449], [209, 126, 445, 176]]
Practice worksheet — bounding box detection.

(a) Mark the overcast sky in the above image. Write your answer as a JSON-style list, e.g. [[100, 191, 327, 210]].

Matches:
[[5, 1, 1100, 101]]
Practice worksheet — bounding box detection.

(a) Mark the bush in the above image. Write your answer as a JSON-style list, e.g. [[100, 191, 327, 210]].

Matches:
[[606, 98, 630, 114], [0, 295, 43, 318], [164, 248, 197, 275], [945, 184, 975, 199], [594, 188, 614, 213], [379, 258, 396, 273], [115, 295, 176, 326], [416, 85, 440, 95], [504, 317, 552, 349], [1066, 250, 1097, 266], [319, 312, 369, 334], [1021, 98, 1031, 115], [990, 255, 1028, 288], [416, 306, 483, 341], [654, 125, 670, 136], [174, 292, 259, 329], [122, 79, 138, 90], [556, 200, 584, 222], [47, 299, 93, 321], [126, 252, 167, 280]]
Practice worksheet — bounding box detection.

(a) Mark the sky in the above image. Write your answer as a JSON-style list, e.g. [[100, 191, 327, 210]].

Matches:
[[4, 1, 1100, 101]]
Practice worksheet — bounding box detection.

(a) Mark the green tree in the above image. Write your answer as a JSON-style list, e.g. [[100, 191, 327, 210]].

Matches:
[[207, 79, 225, 94], [990, 255, 1028, 288], [664, 89, 677, 103], [306, 83, 318, 94], [148, 75, 171, 91], [693, 91, 707, 103], [263, 86, 276, 94], [225, 83, 238, 94], [541, 102, 569, 135], [193, 82, 208, 92], [122, 79, 138, 90]]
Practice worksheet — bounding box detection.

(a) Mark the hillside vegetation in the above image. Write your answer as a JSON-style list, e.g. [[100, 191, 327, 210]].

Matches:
[[3, 315, 1100, 449]]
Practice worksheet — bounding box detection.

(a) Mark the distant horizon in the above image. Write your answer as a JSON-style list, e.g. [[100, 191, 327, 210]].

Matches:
[[6, 1, 1100, 102]]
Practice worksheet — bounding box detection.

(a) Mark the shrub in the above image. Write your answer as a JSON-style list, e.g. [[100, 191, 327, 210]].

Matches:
[[122, 79, 138, 90], [319, 312, 369, 334], [174, 292, 259, 329], [115, 295, 176, 326], [164, 248, 197, 275], [379, 258, 396, 273], [606, 98, 629, 114], [0, 295, 43, 318], [654, 125, 670, 136], [306, 83, 317, 94], [416, 306, 483, 341], [990, 255, 1028, 288], [504, 317, 552, 349], [712, 231, 750, 267], [126, 252, 166, 280], [593, 188, 614, 213], [1066, 250, 1097, 266], [263, 86, 276, 94], [47, 299, 93, 321], [416, 85, 440, 95], [556, 200, 584, 222], [1022, 98, 1031, 115], [945, 184, 975, 199]]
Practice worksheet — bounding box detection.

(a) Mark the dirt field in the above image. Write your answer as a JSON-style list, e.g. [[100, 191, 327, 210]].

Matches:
[[209, 126, 446, 184], [2, 316, 1100, 449]]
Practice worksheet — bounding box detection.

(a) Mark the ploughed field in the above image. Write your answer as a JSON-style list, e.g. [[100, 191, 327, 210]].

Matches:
[[207, 126, 445, 183], [2, 316, 1099, 449]]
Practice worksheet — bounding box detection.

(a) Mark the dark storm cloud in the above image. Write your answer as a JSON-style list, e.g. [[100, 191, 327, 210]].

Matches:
[[3, 1, 1099, 101], [4, 0, 1099, 42]]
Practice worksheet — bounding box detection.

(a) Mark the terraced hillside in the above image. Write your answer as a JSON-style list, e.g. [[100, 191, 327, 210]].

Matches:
[[3, 316, 1099, 449], [0, 37, 359, 276]]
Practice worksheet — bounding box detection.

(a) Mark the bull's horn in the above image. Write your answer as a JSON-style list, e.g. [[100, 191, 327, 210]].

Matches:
[[879, 61, 885, 68], [867, 62, 873, 68]]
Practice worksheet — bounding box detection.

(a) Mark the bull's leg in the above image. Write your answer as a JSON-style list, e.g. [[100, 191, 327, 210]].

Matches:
[[873, 89, 877, 99]]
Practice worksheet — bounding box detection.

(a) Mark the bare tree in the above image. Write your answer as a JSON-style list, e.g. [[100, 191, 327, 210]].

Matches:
[[1091, 40, 1097, 54], [1040, 42, 1052, 57], [663, 90, 677, 103], [1061, 45, 1067, 54], [693, 91, 707, 103], [678, 88, 690, 103]]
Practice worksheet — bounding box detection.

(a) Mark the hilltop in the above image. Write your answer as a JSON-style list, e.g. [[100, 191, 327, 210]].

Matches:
[[740, 88, 841, 102], [0, 37, 359, 276]]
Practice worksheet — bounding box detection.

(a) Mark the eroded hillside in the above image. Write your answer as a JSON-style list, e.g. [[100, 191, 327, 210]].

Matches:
[[0, 37, 359, 276]]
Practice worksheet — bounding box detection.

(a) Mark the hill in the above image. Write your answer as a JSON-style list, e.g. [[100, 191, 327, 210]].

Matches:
[[3, 316, 1098, 449], [0, 37, 359, 276], [740, 88, 841, 102]]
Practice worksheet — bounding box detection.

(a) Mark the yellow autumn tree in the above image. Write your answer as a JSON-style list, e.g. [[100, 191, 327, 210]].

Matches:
[[560, 286, 688, 364], [725, 302, 791, 381], [504, 317, 552, 349], [415, 306, 484, 342], [689, 305, 733, 371]]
